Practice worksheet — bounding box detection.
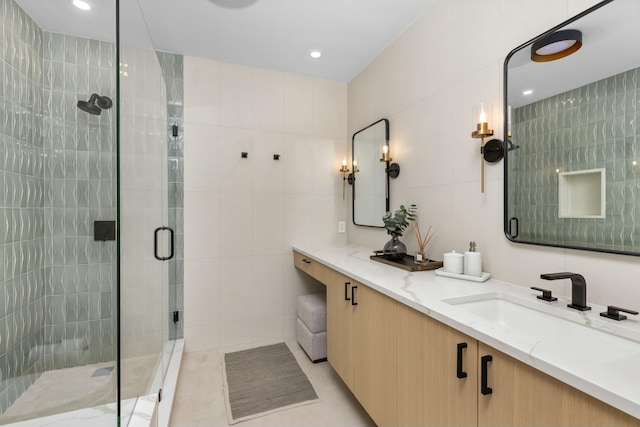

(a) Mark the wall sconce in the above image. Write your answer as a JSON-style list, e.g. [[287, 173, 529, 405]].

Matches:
[[378, 143, 400, 200], [340, 158, 350, 200], [471, 103, 504, 193], [344, 159, 359, 199], [379, 144, 400, 178], [380, 144, 391, 162], [347, 159, 358, 184]]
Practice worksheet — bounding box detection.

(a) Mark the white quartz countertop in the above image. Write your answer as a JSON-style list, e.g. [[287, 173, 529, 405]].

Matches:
[[293, 245, 640, 420]]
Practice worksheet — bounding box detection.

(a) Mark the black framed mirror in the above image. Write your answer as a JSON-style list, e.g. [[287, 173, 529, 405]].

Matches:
[[504, 0, 640, 256], [352, 119, 390, 227]]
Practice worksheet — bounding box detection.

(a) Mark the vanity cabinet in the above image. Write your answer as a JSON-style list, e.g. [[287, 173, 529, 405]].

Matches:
[[293, 250, 640, 427], [399, 304, 639, 427], [326, 269, 397, 427]]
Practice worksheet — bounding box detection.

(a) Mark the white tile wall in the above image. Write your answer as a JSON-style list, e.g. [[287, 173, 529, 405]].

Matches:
[[347, 0, 639, 307], [184, 56, 347, 352]]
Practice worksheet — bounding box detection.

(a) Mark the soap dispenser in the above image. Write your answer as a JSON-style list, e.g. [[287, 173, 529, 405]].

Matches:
[[464, 241, 482, 277]]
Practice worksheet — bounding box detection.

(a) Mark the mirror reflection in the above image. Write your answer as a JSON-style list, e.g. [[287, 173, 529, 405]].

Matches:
[[352, 119, 390, 227], [505, 0, 640, 255]]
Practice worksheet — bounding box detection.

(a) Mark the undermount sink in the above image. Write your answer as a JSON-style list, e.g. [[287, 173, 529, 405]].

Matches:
[[443, 293, 640, 365]]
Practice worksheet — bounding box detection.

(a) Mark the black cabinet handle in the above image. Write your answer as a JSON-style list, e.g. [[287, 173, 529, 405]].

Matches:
[[351, 285, 358, 306], [481, 355, 493, 395], [344, 282, 351, 301], [154, 226, 175, 261], [456, 343, 468, 379], [302, 258, 311, 264]]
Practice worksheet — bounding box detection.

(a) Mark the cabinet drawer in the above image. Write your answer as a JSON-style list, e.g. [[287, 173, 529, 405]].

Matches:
[[293, 251, 328, 284]]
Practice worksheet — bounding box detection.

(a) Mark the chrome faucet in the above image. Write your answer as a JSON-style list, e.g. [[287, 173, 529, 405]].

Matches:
[[541, 272, 591, 311]]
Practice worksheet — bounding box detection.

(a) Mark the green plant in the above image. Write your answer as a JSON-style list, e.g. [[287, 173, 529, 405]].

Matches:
[[382, 204, 417, 237]]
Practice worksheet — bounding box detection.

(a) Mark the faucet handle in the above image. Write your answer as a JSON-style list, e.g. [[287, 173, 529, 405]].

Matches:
[[531, 287, 558, 302], [600, 306, 639, 321]]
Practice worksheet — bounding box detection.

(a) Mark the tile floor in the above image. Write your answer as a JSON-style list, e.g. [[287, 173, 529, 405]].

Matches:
[[169, 339, 375, 427]]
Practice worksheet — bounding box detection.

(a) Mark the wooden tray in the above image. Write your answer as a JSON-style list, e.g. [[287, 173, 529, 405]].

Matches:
[[370, 253, 443, 272]]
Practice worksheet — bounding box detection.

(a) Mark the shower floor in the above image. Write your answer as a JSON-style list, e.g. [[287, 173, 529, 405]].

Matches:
[[0, 355, 159, 425]]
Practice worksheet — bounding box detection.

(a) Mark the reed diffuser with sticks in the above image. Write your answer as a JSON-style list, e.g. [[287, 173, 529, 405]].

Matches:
[[412, 221, 436, 264]]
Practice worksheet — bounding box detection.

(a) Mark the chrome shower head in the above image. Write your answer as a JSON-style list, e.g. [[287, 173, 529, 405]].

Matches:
[[77, 93, 113, 115]]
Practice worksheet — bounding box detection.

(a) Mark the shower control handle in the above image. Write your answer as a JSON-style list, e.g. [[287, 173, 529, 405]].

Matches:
[[154, 226, 175, 261]]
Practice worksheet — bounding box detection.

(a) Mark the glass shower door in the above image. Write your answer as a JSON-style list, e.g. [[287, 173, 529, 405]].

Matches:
[[117, 0, 173, 423]]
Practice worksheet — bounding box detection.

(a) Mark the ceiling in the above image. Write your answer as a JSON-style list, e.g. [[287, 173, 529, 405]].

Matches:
[[15, 0, 436, 82]]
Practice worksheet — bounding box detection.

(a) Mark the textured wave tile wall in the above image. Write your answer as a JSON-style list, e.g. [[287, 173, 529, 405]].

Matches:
[[42, 31, 117, 371], [0, 0, 46, 413], [511, 67, 639, 253]]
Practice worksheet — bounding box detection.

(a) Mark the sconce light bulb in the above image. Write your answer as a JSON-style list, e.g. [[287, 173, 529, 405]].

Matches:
[[383, 145, 389, 155], [556, 168, 560, 173], [353, 159, 358, 167], [479, 102, 487, 124], [633, 161, 637, 166], [342, 158, 347, 167]]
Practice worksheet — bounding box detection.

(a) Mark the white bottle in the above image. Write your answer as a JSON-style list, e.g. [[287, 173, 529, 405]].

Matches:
[[464, 241, 482, 277]]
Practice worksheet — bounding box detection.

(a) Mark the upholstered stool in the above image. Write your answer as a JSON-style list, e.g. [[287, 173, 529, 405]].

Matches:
[[296, 293, 327, 362]]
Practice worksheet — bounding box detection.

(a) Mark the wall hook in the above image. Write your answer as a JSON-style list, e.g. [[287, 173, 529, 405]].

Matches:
[[241, 152, 248, 158], [273, 154, 280, 160]]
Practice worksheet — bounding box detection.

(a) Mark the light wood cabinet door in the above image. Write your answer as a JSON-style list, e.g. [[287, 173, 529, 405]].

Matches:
[[479, 342, 640, 427], [397, 303, 477, 427], [560, 383, 640, 427], [479, 341, 563, 427], [326, 270, 355, 391], [353, 283, 398, 427]]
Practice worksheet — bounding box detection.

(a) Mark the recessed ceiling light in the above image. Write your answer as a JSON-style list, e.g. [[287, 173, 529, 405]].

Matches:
[[309, 50, 323, 59], [72, 0, 92, 11], [522, 90, 533, 95]]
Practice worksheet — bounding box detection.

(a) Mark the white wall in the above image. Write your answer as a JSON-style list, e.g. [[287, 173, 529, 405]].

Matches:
[[347, 0, 640, 306], [183, 57, 348, 352]]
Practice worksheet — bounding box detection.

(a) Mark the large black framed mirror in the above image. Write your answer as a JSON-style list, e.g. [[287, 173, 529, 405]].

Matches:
[[352, 119, 390, 227], [504, 0, 640, 256]]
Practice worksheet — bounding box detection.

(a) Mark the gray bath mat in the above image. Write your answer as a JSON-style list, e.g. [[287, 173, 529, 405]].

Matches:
[[222, 342, 319, 424]]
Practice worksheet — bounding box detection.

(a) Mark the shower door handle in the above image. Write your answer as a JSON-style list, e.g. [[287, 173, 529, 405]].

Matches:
[[154, 226, 175, 261], [508, 217, 519, 239]]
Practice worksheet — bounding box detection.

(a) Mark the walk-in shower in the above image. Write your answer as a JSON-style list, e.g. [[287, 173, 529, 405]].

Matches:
[[77, 93, 114, 115], [0, 0, 184, 425]]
